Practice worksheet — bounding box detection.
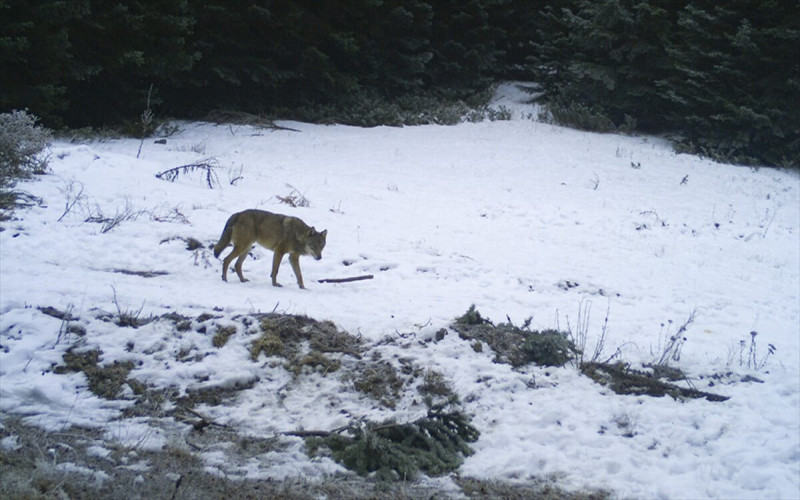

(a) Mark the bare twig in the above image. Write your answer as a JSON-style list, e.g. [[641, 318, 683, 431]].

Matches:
[[762, 206, 778, 238], [182, 407, 228, 429], [111, 285, 146, 327], [276, 183, 310, 207], [84, 199, 143, 233], [150, 203, 189, 224], [137, 84, 154, 159], [57, 179, 85, 222], [228, 164, 244, 186], [657, 309, 697, 366]]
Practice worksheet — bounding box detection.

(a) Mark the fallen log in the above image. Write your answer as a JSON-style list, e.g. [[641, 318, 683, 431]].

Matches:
[[318, 274, 374, 284]]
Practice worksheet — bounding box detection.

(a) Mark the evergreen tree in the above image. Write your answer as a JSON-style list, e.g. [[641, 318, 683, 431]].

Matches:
[[530, 0, 679, 131], [663, 0, 800, 165], [63, 0, 197, 126], [427, 0, 504, 94], [359, 0, 434, 95], [0, 0, 90, 126], [167, 0, 286, 115], [489, 0, 552, 80]]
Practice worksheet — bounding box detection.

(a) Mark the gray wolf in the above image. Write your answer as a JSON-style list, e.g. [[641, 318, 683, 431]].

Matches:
[[213, 209, 327, 289]]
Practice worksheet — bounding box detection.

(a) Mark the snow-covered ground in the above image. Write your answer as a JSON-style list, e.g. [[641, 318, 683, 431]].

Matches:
[[2, 84, 798, 498]]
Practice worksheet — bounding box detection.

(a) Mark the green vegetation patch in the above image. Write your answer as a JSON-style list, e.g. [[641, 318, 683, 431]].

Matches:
[[453, 305, 577, 367], [306, 411, 479, 481], [350, 360, 405, 409], [581, 362, 729, 402]]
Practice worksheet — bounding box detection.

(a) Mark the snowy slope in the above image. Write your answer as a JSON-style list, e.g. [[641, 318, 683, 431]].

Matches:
[[1, 84, 798, 498]]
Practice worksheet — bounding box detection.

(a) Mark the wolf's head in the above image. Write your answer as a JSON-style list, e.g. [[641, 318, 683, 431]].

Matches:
[[304, 227, 327, 260]]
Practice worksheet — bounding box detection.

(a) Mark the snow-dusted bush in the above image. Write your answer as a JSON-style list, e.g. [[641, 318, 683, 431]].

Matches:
[[0, 110, 52, 188], [453, 305, 577, 367]]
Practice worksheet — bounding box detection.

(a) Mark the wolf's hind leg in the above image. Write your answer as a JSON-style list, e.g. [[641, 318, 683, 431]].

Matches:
[[233, 251, 250, 282], [222, 244, 249, 282]]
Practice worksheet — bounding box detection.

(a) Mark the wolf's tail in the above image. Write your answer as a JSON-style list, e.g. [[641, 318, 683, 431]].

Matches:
[[213, 213, 237, 257]]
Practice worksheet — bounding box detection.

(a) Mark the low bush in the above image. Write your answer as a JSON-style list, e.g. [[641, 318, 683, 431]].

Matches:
[[272, 88, 508, 128], [0, 110, 52, 189], [453, 305, 577, 367]]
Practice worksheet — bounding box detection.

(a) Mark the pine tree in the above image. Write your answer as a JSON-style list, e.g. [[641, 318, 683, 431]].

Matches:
[[663, 0, 800, 165], [360, 0, 434, 95], [0, 0, 90, 127], [426, 0, 504, 94], [62, 0, 197, 126], [530, 0, 679, 131]]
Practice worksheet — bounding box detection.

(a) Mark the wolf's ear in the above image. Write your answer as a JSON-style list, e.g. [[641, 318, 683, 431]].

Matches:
[[320, 229, 327, 238]]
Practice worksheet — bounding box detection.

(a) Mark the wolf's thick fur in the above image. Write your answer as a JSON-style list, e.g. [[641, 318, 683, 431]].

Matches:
[[213, 209, 327, 289]]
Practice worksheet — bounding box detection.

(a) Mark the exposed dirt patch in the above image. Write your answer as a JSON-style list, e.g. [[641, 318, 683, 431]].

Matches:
[[176, 378, 260, 408], [211, 324, 237, 348], [53, 348, 135, 400], [252, 313, 365, 361], [38, 305, 76, 321]]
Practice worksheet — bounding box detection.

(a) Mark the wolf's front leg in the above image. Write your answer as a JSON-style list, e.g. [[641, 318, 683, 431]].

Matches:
[[289, 254, 305, 289]]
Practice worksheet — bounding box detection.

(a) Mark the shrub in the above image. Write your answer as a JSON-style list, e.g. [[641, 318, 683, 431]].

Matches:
[[0, 110, 52, 189], [453, 305, 577, 368], [520, 330, 578, 367], [351, 360, 404, 409], [455, 304, 487, 326], [539, 100, 617, 133]]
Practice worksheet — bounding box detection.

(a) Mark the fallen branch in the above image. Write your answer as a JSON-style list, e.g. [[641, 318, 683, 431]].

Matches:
[[282, 425, 349, 438], [179, 406, 229, 431], [156, 158, 220, 189], [282, 421, 426, 439], [581, 362, 729, 402], [318, 274, 374, 284]]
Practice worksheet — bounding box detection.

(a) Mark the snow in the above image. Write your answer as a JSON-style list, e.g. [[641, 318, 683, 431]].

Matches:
[[1, 83, 799, 498]]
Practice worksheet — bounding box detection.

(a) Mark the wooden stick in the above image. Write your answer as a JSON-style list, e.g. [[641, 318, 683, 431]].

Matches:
[[282, 425, 349, 438], [318, 274, 374, 284]]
